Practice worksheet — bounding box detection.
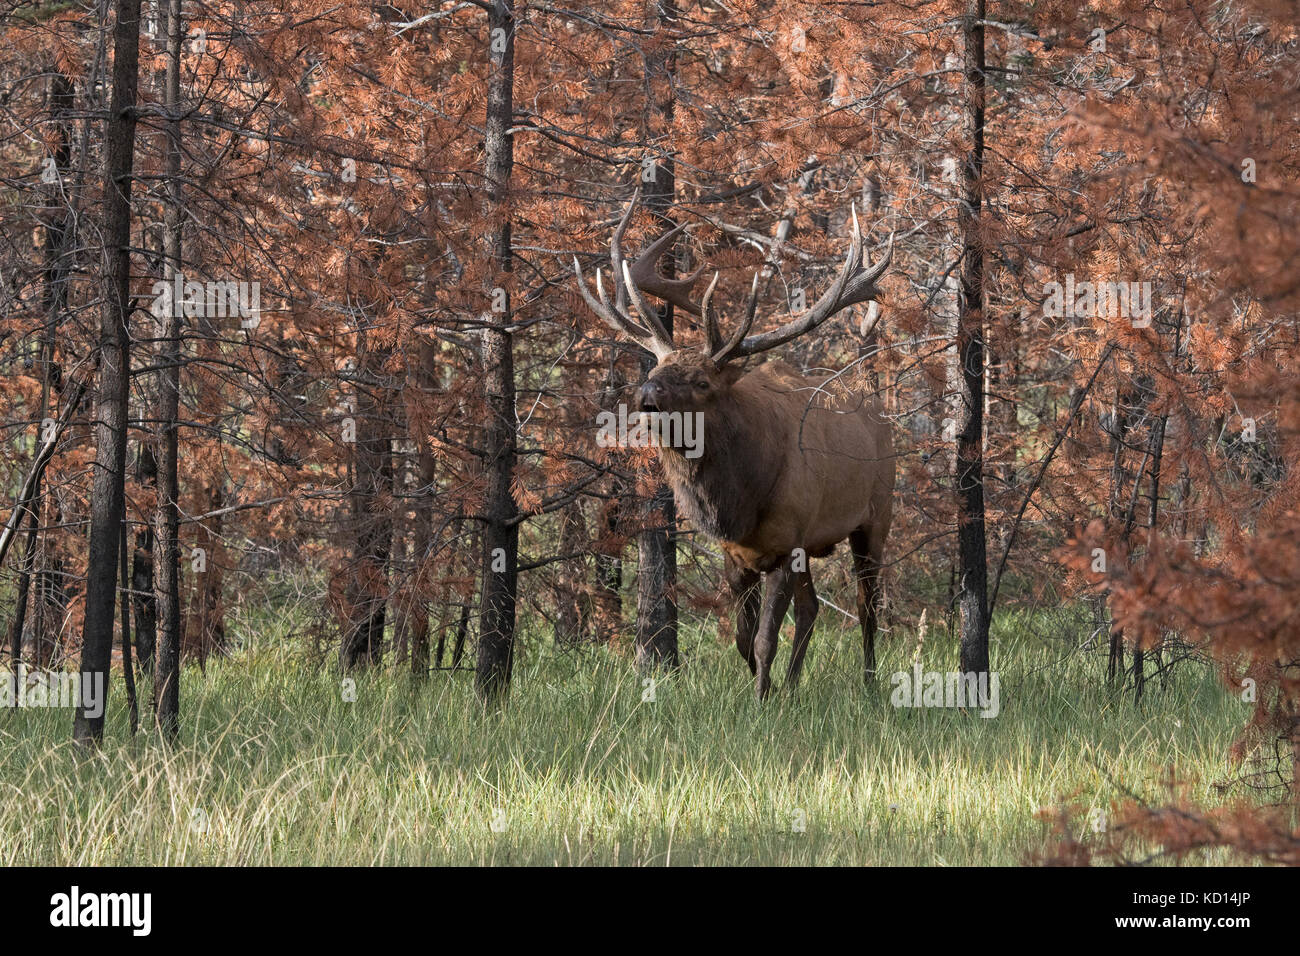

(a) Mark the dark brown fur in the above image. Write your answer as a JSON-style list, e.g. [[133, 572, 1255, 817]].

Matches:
[[575, 189, 896, 698], [636, 351, 895, 696]]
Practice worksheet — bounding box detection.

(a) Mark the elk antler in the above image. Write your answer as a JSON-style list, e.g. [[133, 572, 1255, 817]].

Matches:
[[573, 188, 684, 361], [722, 206, 894, 361], [611, 193, 767, 363], [578, 190, 893, 367], [623, 218, 708, 317]]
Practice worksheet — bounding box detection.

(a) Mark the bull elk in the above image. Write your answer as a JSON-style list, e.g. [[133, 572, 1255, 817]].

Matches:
[[574, 190, 896, 699]]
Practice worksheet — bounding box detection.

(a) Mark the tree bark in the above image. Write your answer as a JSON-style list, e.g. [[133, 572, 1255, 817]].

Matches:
[[152, 0, 183, 738], [7, 70, 76, 670], [409, 337, 437, 678], [956, 0, 990, 677], [475, 0, 519, 701], [184, 485, 225, 666], [74, 0, 143, 746], [340, 366, 394, 670], [131, 444, 157, 671], [634, 0, 681, 672], [118, 519, 138, 734], [593, 370, 625, 644]]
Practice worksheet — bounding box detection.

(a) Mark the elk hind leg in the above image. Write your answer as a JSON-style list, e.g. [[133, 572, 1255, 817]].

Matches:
[[785, 568, 818, 689], [850, 528, 884, 683]]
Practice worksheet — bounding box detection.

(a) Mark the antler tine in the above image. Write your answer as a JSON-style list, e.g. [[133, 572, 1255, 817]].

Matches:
[[607, 186, 678, 350], [573, 256, 671, 359], [577, 189, 892, 365], [573, 187, 676, 360], [849, 229, 895, 296], [836, 214, 894, 307], [701, 272, 723, 354], [625, 222, 708, 318], [622, 260, 675, 352], [710, 271, 760, 365], [606, 185, 641, 303], [595, 266, 646, 341], [731, 203, 892, 359], [743, 267, 762, 325]]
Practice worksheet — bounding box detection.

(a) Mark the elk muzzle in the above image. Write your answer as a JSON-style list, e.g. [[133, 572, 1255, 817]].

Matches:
[[635, 379, 664, 412]]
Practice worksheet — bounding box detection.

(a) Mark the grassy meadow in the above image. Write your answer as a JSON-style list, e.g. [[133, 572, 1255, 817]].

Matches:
[[0, 600, 1253, 866]]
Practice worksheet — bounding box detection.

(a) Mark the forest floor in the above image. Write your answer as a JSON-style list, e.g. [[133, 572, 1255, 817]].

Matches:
[[0, 604, 1257, 865]]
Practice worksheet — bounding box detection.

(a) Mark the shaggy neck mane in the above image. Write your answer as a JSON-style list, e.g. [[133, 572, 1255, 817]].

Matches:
[[657, 385, 783, 544]]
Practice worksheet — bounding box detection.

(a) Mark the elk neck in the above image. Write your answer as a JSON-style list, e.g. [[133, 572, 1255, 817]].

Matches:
[[654, 382, 783, 545]]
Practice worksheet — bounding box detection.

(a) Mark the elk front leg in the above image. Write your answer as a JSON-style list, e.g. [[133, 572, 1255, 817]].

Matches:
[[785, 568, 818, 689], [850, 528, 884, 683], [753, 556, 795, 700], [725, 556, 760, 675]]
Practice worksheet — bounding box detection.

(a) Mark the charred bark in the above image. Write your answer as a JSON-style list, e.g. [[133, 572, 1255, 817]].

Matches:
[[409, 336, 438, 678], [131, 444, 157, 671], [184, 485, 225, 666], [633, 0, 681, 672], [74, 0, 143, 746], [340, 371, 394, 670], [475, 0, 519, 701], [118, 519, 138, 734], [152, 0, 183, 739], [956, 0, 990, 678]]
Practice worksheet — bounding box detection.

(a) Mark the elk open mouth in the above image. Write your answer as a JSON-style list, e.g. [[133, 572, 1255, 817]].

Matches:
[[635, 380, 665, 413]]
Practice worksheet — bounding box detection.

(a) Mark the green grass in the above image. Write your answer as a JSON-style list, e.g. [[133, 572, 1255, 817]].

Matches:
[[0, 607, 1254, 865]]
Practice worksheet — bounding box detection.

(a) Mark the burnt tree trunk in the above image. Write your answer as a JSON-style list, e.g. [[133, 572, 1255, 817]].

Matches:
[[74, 0, 143, 746], [152, 0, 184, 738], [553, 503, 588, 645], [409, 337, 438, 678], [475, 0, 519, 701], [593, 365, 626, 644], [118, 519, 138, 734], [956, 0, 990, 678], [184, 486, 225, 666], [340, 365, 394, 670], [1105, 374, 1129, 685], [390, 458, 411, 666], [8, 70, 76, 669], [389, 396, 413, 666], [633, 0, 680, 672], [131, 444, 157, 671], [452, 601, 470, 670]]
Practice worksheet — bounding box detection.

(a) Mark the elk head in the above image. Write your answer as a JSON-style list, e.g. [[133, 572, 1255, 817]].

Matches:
[[573, 188, 894, 414]]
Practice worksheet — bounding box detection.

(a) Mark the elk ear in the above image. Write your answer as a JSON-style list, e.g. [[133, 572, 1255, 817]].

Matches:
[[713, 362, 746, 388]]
